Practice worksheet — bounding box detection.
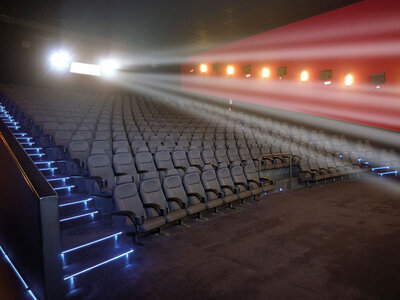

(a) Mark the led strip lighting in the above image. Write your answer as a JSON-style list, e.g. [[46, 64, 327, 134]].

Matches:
[[59, 211, 99, 222], [0, 245, 38, 300], [62, 232, 123, 254], [64, 249, 133, 282]]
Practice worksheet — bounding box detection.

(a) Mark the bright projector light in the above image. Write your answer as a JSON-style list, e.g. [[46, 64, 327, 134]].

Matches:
[[100, 59, 119, 77], [70, 62, 101, 76], [50, 51, 71, 71]]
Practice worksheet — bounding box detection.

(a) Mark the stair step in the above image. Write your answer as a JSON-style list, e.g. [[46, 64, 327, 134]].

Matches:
[[60, 216, 115, 250], [63, 247, 133, 286], [59, 194, 94, 206], [34, 160, 55, 164], [59, 197, 94, 208], [47, 176, 70, 182], [59, 210, 99, 223], [53, 185, 75, 191], [38, 167, 58, 171]]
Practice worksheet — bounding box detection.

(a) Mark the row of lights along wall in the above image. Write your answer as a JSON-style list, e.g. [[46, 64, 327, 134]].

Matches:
[[194, 64, 389, 88]]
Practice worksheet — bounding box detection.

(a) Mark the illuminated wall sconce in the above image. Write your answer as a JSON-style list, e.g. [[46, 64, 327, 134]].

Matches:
[[300, 70, 309, 82], [261, 67, 270, 78], [200, 64, 207, 73], [227, 65, 234, 75], [345, 74, 354, 86]]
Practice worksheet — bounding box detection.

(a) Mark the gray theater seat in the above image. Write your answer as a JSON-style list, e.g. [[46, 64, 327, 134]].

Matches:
[[131, 139, 147, 155], [202, 149, 217, 167], [113, 149, 139, 185], [200, 165, 224, 211], [68, 136, 90, 168], [113, 175, 166, 244], [87, 149, 115, 197], [216, 165, 240, 207], [139, 172, 187, 224], [54, 130, 73, 149], [163, 169, 205, 216], [188, 147, 205, 170], [154, 149, 175, 179], [135, 149, 158, 179], [230, 164, 253, 202], [243, 163, 274, 198], [227, 147, 241, 165], [215, 148, 230, 166]]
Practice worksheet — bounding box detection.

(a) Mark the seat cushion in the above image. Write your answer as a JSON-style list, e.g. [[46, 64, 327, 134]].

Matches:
[[139, 217, 166, 232], [186, 203, 206, 215], [238, 190, 252, 199], [205, 198, 223, 209], [223, 194, 239, 204], [250, 186, 263, 196], [164, 209, 187, 223]]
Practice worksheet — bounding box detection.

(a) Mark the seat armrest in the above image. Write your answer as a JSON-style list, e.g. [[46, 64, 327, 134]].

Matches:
[[300, 170, 313, 175], [260, 176, 273, 184], [143, 203, 166, 216], [112, 211, 144, 225], [187, 192, 206, 202], [247, 179, 261, 187], [192, 164, 203, 170], [166, 197, 187, 209], [220, 185, 237, 193], [205, 188, 223, 198], [234, 181, 250, 190], [115, 172, 128, 177], [71, 158, 84, 168], [71, 175, 107, 191], [262, 157, 274, 162]]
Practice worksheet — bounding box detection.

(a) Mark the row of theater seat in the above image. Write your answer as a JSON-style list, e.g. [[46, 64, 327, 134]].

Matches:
[[1, 84, 399, 240], [298, 154, 366, 185], [5, 85, 398, 173], [112, 161, 273, 241]]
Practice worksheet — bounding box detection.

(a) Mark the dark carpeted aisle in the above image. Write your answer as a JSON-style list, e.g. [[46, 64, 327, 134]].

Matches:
[[68, 177, 400, 300]]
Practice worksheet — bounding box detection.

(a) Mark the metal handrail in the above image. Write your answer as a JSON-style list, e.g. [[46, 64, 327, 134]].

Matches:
[[258, 153, 293, 191]]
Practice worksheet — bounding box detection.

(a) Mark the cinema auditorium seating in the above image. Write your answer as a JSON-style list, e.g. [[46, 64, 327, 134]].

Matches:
[[0, 84, 399, 246]]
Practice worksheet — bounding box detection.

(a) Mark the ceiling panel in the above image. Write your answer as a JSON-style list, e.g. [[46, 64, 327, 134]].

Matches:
[[1, 0, 361, 57]]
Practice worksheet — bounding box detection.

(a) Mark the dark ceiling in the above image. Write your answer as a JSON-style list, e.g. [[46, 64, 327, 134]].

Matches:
[[1, 0, 361, 57]]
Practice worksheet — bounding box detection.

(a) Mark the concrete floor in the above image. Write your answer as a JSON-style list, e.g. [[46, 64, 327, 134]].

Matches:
[[68, 176, 400, 300]]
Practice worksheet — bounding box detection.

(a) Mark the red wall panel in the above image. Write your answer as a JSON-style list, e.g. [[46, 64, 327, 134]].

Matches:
[[182, 0, 400, 132]]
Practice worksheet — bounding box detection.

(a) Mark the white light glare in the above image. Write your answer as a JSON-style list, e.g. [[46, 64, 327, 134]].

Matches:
[[324, 81, 332, 85], [100, 59, 119, 77], [345, 74, 354, 86], [70, 62, 101, 76], [50, 51, 71, 71], [300, 71, 309, 82]]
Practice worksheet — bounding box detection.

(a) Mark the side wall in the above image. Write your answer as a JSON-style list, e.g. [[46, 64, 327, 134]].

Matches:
[[181, 0, 400, 132]]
